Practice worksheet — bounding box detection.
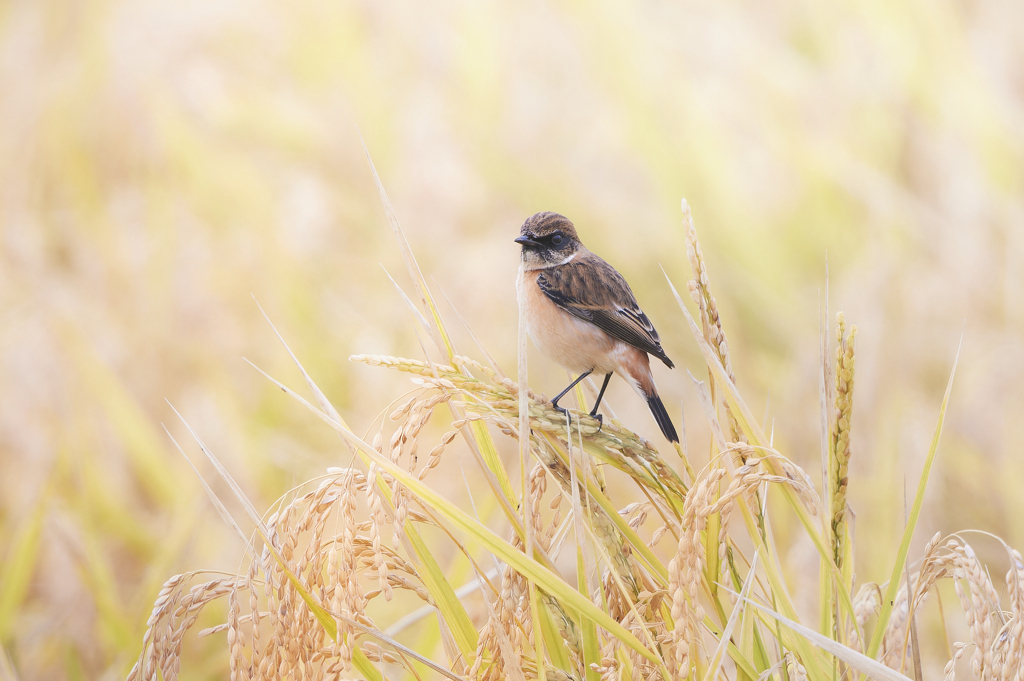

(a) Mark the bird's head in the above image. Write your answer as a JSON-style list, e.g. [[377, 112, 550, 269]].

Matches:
[[515, 212, 582, 269]]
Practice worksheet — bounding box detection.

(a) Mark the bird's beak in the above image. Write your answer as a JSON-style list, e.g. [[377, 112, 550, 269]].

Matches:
[[515, 235, 541, 247]]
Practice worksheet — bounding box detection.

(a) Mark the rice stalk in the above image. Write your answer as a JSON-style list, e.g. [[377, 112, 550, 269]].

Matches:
[[130, 330, 1024, 681], [682, 198, 742, 446]]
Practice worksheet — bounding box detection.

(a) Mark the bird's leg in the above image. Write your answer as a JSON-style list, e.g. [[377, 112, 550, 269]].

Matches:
[[589, 373, 613, 429], [550, 369, 593, 425]]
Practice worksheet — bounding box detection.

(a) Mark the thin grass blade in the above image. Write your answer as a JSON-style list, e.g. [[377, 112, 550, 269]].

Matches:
[[866, 330, 963, 659], [704, 550, 759, 681], [741, 596, 914, 681], [359, 132, 456, 361]]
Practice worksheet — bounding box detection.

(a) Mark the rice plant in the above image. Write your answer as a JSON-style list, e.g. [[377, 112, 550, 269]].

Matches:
[[128, 164, 1024, 681]]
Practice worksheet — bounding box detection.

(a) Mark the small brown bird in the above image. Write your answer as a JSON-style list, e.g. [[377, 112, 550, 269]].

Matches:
[[515, 212, 679, 442]]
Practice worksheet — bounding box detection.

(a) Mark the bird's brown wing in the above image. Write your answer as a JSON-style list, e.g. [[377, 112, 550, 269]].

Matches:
[[536, 255, 674, 368]]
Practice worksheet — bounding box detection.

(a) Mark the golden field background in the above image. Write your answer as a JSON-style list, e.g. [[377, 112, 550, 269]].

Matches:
[[1, 0, 1023, 678]]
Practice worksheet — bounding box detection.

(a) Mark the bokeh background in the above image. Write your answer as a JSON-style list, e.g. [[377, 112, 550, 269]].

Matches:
[[2, 0, 1023, 678]]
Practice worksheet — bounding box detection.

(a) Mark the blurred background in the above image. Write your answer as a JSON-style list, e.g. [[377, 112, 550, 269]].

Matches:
[[1, 0, 1022, 678]]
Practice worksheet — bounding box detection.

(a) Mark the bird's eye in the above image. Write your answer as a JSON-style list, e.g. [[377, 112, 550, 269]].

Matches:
[[551, 234, 563, 246]]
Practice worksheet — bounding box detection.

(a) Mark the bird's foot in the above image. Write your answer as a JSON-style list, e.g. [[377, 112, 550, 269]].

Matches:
[[551, 401, 571, 426], [553, 402, 605, 435]]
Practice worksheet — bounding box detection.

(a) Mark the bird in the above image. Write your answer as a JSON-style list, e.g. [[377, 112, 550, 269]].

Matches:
[[515, 211, 679, 443]]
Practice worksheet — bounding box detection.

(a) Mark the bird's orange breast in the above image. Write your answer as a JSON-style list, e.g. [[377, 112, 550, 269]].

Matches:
[[517, 265, 618, 374]]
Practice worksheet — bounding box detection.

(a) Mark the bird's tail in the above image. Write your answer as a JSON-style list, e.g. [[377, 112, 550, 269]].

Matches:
[[645, 391, 679, 443], [620, 350, 680, 443]]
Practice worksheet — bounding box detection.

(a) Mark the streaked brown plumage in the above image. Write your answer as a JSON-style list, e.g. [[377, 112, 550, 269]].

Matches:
[[515, 212, 679, 442]]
